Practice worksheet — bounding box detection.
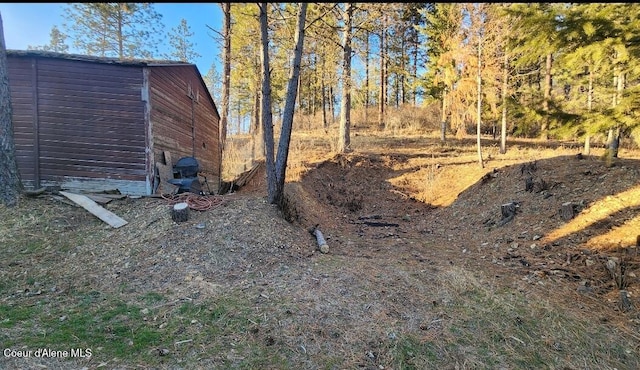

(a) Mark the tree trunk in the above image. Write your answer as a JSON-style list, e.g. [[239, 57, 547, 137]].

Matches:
[[320, 43, 328, 129], [296, 65, 302, 114], [218, 2, 231, 189], [258, 3, 277, 203], [364, 32, 369, 125], [500, 50, 508, 154], [584, 67, 593, 155], [540, 53, 552, 140], [117, 5, 124, 59], [587, 67, 593, 112], [329, 85, 334, 126], [272, 3, 307, 205], [612, 71, 618, 107], [440, 89, 447, 142], [220, 3, 231, 152], [378, 14, 387, 129], [251, 88, 264, 161], [0, 12, 22, 206], [400, 37, 406, 106], [412, 35, 418, 106], [476, 37, 484, 168], [337, 3, 353, 153]]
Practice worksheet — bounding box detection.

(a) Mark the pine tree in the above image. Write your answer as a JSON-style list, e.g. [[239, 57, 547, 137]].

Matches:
[[62, 3, 164, 59], [27, 26, 69, 53], [166, 18, 201, 62], [417, 3, 464, 140], [506, 3, 565, 140], [202, 62, 222, 103]]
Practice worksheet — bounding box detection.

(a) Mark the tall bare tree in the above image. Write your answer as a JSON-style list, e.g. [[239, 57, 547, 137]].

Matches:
[[259, 3, 276, 202], [274, 3, 308, 203], [476, 23, 484, 168], [220, 3, 231, 153], [0, 12, 22, 206], [259, 3, 308, 204], [500, 49, 509, 154], [337, 3, 353, 153]]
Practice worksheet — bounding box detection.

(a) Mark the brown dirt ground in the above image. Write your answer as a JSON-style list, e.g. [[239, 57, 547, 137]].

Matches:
[[2, 133, 640, 369], [281, 148, 640, 314]]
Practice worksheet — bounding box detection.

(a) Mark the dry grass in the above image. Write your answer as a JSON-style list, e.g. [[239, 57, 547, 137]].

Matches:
[[543, 184, 640, 250], [5, 111, 640, 369]]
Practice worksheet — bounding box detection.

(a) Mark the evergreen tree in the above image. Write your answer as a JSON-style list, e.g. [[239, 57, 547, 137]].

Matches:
[[417, 3, 463, 140], [165, 18, 201, 62], [506, 3, 566, 140], [202, 61, 222, 103], [62, 3, 164, 59], [27, 26, 69, 53], [556, 4, 640, 149]]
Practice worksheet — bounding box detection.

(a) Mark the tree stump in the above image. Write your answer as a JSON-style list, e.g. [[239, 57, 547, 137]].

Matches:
[[525, 177, 534, 192], [560, 202, 574, 221], [619, 290, 634, 312], [501, 202, 517, 219], [497, 202, 518, 227], [171, 202, 189, 223]]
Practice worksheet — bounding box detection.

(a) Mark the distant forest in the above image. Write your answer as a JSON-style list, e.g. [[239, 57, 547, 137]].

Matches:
[[34, 3, 640, 147]]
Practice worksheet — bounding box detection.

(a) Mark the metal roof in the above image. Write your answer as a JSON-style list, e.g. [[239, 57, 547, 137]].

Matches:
[[6, 49, 193, 67]]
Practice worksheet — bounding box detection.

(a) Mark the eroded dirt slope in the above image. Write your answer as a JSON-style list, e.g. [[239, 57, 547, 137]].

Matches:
[[283, 151, 640, 314]]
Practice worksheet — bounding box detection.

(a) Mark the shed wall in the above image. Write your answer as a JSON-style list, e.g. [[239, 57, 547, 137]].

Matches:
[[8, 55, 148, 194], [149, 66, 220, 185], [7, 57, 37, 188]]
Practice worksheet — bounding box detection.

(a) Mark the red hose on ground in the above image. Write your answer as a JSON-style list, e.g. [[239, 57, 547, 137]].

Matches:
[[160, 193, 224, 211]]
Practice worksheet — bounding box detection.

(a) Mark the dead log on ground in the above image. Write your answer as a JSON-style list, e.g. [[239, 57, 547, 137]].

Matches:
[[309, 225, 329, 254], [24, 187, 47, 197]]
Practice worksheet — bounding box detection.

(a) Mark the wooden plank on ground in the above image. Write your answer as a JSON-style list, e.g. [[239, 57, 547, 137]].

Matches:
[[156, 151, 175, 194], [59, 191, 128, 228], [85, 193, 127, 204]]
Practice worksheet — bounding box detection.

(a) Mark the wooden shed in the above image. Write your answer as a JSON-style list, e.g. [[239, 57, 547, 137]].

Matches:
[[6, 50, 221, 195]]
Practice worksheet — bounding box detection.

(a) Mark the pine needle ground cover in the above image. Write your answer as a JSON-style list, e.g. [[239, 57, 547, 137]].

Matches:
[[2, 131, 640, 369]]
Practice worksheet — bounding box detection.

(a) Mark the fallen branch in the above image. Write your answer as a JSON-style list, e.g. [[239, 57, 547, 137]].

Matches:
[[24, 187, 47, 197], [390, 189, 409, 198], [360, 221, 399, 227], [309, 225, 329, 254], [174, 339, 193, 347]]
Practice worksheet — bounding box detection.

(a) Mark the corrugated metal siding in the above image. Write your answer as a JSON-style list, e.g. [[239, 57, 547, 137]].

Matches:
[[149, 66, 220, 182], [7, 57, 37, 188], [35, 58, 147, 182]]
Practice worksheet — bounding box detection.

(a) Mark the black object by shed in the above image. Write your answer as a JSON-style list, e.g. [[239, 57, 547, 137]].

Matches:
[[168, 157, 202, 194]]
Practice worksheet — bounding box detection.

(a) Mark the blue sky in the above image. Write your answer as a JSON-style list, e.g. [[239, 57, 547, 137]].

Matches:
[[0, 3, 224, 75]]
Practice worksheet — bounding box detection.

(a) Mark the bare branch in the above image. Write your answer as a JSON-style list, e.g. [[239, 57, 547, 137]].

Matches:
[[305, 3, 339, 31]]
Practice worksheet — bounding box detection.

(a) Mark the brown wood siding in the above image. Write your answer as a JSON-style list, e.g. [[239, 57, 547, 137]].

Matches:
[[7, 56, 36, 187], [35, 58, 146, 182], [149, 66, 220, 181]]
